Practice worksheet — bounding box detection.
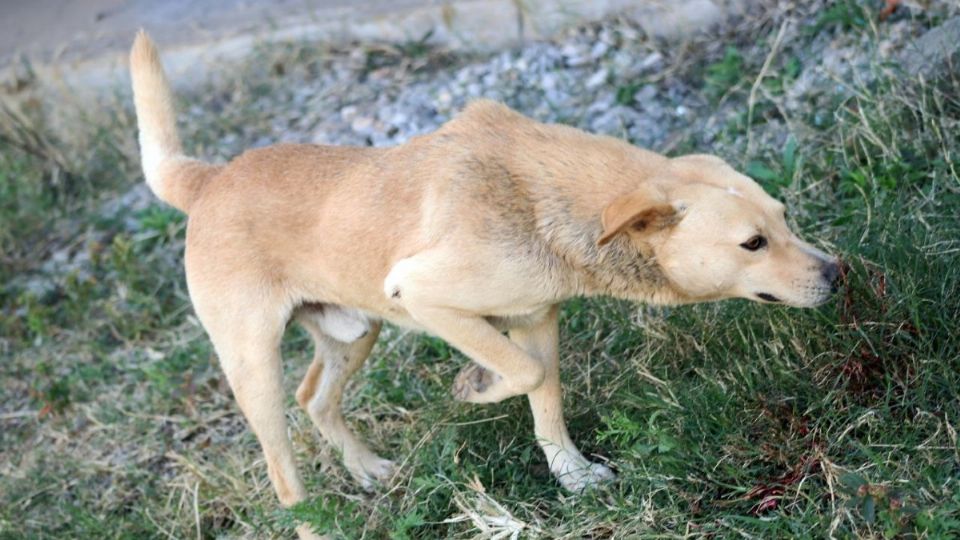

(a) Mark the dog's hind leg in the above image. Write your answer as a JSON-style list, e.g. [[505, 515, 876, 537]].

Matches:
[[295, 305, 371, 406], [509, 305, 616, 492], [195, 302, 325, 539], [296, 311, 393, 490]]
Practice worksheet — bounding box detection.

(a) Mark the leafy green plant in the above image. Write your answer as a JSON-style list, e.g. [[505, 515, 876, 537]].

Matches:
[[745, 134, 799, 195], [809, 0, 870, 34], [704, 46, 745, 101], [615, 81, 642, 106]]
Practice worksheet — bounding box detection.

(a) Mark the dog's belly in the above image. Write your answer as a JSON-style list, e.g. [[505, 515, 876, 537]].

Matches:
[[308, 289, 552, 336], [485, 309, 551, 331]]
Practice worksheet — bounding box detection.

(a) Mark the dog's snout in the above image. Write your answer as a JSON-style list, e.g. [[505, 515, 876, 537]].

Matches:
[[821, 260, 842, 293]]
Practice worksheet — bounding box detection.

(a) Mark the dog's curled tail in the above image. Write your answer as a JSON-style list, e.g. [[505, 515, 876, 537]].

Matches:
[[130, 30, 220, 213]]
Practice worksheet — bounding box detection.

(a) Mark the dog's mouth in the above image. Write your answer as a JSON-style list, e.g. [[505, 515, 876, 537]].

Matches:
[[755, 286, 841, 307], [755, 292, 781, 303]]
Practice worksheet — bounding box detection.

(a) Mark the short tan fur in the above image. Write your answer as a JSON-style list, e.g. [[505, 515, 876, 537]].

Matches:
[[130, 32, 839, 539]]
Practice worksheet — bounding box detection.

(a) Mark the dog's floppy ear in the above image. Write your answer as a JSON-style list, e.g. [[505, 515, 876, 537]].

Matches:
[[598, 185, 679, 246]]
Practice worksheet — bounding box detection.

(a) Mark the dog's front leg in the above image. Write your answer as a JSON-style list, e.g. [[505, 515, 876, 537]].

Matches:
[[510, 306, 616, 492], [388, 303, 539, 404], [414, 304, 546, 402], [386, 256, 547, 402]]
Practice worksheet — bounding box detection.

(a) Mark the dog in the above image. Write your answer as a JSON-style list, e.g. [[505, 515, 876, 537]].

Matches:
[[130, 31, 839, 539]]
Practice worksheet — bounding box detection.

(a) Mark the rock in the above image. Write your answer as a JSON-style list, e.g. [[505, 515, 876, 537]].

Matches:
[[436, 89, 453, 109], [540, 72, 557, 91], [611, 50, 663, 79], [388, 111, 408, 127], [633, 84, 658, 104], [340, 105, 358, 122], [900, 17, 960, 78], [639, 51, 664, 72], [561, 43, 591, 67], [586, 68, 609, 90], [350, 116, 375, 135], [590, 41, 610, 60], [591, 105, 643, 135], [311, 130, 334, 145]]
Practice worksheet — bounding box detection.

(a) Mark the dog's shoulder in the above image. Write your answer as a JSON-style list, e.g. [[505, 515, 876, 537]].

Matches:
[[440, 100, 530, 139]]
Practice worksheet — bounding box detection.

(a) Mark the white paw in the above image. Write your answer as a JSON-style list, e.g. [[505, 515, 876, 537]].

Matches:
[[553, 455, 616, 493], [347, 454, 396, 491], [295, 523, 332, 540]]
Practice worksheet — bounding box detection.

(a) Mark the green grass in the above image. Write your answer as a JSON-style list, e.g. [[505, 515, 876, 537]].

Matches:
[[2, 7, 960, 539]]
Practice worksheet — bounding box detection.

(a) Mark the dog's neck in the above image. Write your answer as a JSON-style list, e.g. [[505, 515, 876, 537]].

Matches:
[[446, 102, 692, 305], [535, 201, 688, 305], [507, 127, 691, 305]]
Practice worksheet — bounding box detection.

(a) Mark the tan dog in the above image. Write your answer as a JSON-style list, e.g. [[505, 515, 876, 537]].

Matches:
[[130, 32, 839, 538]]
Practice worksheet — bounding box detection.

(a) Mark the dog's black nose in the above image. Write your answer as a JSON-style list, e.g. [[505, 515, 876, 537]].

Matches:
[[821, 261, 842, 293]]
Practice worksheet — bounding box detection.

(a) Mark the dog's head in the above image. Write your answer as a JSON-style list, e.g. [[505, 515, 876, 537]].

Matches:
[[598, 154, 840, 307]]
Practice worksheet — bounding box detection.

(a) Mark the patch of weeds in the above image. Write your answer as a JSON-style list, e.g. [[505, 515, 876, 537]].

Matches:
[[745, 134, 799, 196], [599, 409, 681, 462], [839, 472, 921, 534], [0, 97, 132, 273], [808, 0, 871, 35], [0, 100, 81, 199], [763, 55, 803, 96], [284, 496, 366, 538], [29, 363, 73, 416], [129, 204, 188, 255], [139, 347, 200, 396], [704, 46, 746, 102], [615, 81, 642, 106], [397, 29, 436, 59], [14, 292, 52, 343], [361, 30, 456, 75], [913, 488, 960, 538], [389, 509, 426, 539]]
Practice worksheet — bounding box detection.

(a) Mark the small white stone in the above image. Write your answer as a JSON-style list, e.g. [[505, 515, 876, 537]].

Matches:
[[633, 84, 658, 103], [562, 43, 591, 66], [351, 116, 375, 135], [590, 41, 609, 59], [586, 68, 609, 89], [340, 105, 358, 122], [639, 51, 664, 71]]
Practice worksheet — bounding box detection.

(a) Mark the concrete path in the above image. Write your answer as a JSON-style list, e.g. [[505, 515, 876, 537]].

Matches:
[[1, 0, 438, 66], [1, 0, 740, 91]]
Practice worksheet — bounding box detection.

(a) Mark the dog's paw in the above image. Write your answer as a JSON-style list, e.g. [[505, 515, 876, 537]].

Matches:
[[346, 454, 396, 491], [452, 363, 511, 403], [554, 457, 616, 493], [295, 523, 332, 540]]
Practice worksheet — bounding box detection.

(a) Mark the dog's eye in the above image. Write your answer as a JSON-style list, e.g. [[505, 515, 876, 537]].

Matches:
[[740, 235, 767, 251]]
